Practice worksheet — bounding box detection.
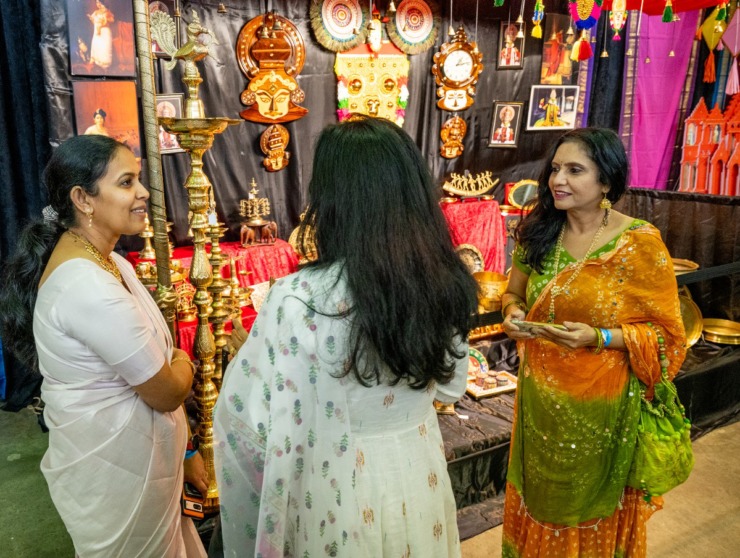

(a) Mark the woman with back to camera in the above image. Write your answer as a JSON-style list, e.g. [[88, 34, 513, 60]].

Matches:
[[500, 127, 687, 557], [0, 135, 207, 557], [213, 115, 479, 557]]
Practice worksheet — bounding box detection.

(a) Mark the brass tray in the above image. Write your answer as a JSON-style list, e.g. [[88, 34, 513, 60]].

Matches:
[[702, 318, 740, 345], [679, 295, 703, 347], [672, 258, 699, 275], [466, 371, 517, 400], [455, 244, 484, 274]]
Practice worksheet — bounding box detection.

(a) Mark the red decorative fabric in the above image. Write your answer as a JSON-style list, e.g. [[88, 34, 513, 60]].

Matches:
[[127, 239, 299, 287], [177, 306, 258, 358], [440, 200, 506, 274]]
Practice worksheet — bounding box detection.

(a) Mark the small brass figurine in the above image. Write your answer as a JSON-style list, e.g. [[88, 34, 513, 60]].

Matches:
[[239, 178, 278, 246]]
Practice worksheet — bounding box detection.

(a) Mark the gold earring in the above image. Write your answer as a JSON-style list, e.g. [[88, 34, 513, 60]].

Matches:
[[599, 194, 612, 210], [87, 209, 94, 228]]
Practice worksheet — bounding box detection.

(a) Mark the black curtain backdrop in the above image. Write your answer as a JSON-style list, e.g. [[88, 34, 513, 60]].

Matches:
[[38, 0, 600, 251]]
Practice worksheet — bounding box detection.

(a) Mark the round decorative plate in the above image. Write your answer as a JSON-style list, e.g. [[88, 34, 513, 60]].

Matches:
[[387, 0, 440, 54], [679, 294, 703, 347], [702, 318, 740, 345], [455, 243, 484, 274], [467, 347, 489, 379], [310, 0, 367, 52]]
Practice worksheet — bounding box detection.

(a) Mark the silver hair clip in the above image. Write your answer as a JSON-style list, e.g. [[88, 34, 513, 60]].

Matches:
[[42, 205, 59, 223]]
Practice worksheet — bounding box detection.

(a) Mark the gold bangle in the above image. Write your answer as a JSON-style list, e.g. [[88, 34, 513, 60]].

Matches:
[[171, 355, 196, 375], [502, 300, 526, 316], [591, 327, 603, 354]]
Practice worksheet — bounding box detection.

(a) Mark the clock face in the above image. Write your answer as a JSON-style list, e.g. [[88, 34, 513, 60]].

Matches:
[[442, 49, 474, 83]]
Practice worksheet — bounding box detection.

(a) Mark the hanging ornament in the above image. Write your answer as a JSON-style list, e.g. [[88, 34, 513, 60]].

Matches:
[[569, 0, 602, 31], [310, 0, 368, 52], [609, 0, 626, 41], [494, 0, 504, 6], [662, 0, 673, 24], [531, 0, 544, 39], [717, 2, 727, 23], [701, 6, 728, 84], [570, 29, 593, 61], [386, 0, 441, 55], [721, 7, 740, 95]]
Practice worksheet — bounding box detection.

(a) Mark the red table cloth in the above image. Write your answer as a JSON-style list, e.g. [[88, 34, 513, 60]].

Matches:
[[440, 199, 506, 274]]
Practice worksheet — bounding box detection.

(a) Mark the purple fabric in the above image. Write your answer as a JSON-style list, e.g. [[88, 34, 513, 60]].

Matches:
[[628, 11, 700, 189]]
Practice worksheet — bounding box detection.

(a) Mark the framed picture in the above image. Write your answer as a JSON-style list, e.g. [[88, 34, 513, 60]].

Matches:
[[497, 21, 525, 70], [156, 93, 184, 154], [72, 80, 141, 157], [489, 101, 523, 148], [539, 13, 577, 85], [149, 1, 179, 57], [67, 0, 136, 77], [527, 85, 580, 131]]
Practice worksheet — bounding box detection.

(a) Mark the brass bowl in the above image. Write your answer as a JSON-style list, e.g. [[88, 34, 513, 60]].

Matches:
[[702, 318, 740, 344], [473, 271, 508, 312]]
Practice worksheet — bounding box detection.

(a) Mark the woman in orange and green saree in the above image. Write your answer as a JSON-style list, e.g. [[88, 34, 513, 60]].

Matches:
[[500, 128, 687, 557]]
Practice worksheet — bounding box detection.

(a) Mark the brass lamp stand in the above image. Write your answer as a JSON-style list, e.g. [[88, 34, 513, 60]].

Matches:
[[153, 10, 240, 511]]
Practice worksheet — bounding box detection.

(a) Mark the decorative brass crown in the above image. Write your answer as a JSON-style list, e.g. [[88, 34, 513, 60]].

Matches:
[[239, 178, 271, 226]]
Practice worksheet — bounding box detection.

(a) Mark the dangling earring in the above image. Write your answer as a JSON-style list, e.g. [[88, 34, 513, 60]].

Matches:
[[87, 209, 94, 228], [599, 193, 612, 210]]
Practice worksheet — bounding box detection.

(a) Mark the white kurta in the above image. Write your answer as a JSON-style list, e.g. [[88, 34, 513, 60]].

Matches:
[[34, 253, 205, 558], [214, 264, 467, 558]]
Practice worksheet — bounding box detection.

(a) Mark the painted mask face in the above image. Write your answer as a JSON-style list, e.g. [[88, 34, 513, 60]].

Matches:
[[251, 73, 296, 120], [440, 89, 471, 111]]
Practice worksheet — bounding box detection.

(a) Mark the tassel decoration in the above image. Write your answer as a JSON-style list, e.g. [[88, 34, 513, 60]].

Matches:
[[531, 0, 544, 39], [727, 59, 740, 96], [704, 50, 717, 83], [494, 0, 504, 6], [662, 0, 673, 23], [717, 3, 727, 22], [569, 0, 603, 31], [570, 31, 593, 61]]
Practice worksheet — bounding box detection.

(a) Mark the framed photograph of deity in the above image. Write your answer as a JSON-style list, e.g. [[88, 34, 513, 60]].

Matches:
[[156, 93, 184, 154], [72, 80, 142, 157], [526, 85, 579, 131], [67, 0, 136, 77], [149, 0, 179, 57], [539, 13, 578, 85], [488, 101, 523, 148], [497, 21, 525, 70]]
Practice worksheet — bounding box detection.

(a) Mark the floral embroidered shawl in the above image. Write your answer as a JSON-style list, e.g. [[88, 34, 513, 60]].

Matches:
[[508, 221, 687, 526]]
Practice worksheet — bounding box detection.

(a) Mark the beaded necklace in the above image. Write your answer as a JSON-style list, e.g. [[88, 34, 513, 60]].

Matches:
[[66, 230, 123, 284], [548, 209, 610, 322]]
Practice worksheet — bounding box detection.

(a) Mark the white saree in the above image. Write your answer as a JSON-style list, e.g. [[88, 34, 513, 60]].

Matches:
[[34, 253, 205, 558]]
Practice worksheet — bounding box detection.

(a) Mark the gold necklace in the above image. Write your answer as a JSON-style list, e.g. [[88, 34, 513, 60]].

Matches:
[[66, 230, 123, 284], [548, 209, 610, 322]]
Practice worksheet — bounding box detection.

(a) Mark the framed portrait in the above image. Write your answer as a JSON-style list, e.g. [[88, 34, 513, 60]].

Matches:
[[149, 0, 179, 57], [539, 13, 578, 85], [497, 21, 525, 70], [72, 80, 141, 157], [488, 101, 523, 148], [67, 0, 136, 77], [527, 85, 580, 131], [156, 93, 184, 154]]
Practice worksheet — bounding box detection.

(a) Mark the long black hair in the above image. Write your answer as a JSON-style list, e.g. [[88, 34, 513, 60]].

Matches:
[[515, 127, 628, 273], [0, 135, 126, 373], [299, 116, 478, 389]]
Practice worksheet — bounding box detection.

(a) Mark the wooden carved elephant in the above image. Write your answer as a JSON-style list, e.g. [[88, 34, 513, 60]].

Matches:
[[240, 221, 278, 246]]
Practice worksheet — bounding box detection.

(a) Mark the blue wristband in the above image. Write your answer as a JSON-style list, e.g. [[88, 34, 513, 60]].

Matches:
[[185, 448, 198, 460], [600, 328, 612, 347]]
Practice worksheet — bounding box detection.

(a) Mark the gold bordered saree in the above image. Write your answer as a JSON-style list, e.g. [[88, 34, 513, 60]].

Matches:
[[502, 221, 687, 558]]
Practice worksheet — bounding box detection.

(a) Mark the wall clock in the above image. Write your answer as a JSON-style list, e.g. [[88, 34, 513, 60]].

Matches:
[[431, 26, 483, 112]]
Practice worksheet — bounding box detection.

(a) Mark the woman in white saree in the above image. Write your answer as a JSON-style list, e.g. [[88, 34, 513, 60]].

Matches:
[[0, 135, 207, 557]]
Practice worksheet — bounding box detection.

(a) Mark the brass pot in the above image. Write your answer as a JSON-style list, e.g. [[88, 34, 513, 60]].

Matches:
[[473, 271, 508, 312]]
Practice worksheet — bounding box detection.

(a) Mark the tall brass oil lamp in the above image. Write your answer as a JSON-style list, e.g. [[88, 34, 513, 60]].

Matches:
[[207, 223, 230, 392], [151, 9, 240, 511]]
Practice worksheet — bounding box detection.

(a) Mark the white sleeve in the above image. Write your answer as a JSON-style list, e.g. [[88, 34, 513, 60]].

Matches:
[[434, 336, 469, 403], [55, 266, 166, 386]]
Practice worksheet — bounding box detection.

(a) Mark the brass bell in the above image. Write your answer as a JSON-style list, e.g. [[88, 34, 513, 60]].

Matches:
[[600, 49, 609, 58], [516, 15, 524, 24], [387, 1, 397, 14], [217, 3, 227, 13], [645, 56, 651, 64], [668, 50, 676, 57]]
